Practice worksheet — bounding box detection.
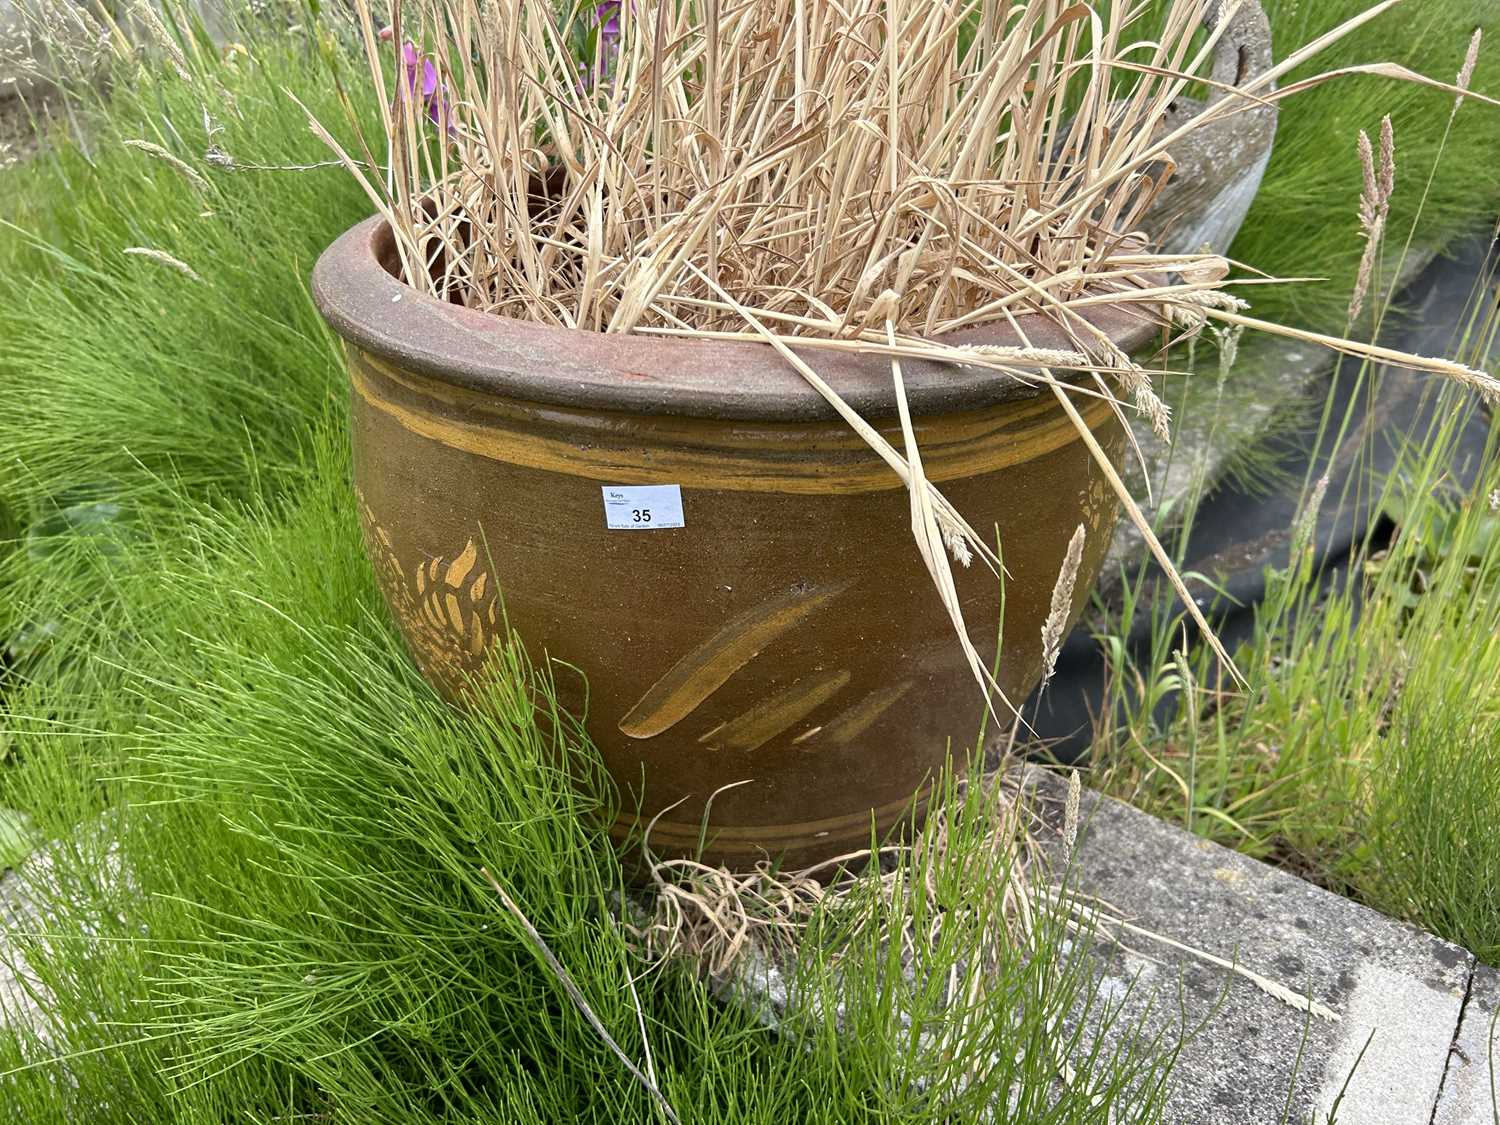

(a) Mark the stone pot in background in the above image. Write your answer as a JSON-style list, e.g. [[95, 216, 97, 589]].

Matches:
[[313, 217, 1162, 869], [1146, 0, 1277, 256]]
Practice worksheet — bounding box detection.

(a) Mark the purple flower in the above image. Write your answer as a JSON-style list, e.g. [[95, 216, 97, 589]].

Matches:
[[400, 41, 448, 128], [582, 1, 626, 90], [596, 1, 621, 43], [380, 26, 454, 134]]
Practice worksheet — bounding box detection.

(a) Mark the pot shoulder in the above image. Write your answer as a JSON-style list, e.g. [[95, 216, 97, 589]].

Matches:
[[312, 215, 1162, 423]]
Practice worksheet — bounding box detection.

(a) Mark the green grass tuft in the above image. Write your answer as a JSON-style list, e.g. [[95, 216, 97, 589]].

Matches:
[[0, 30, 373, 522], [0, 429, 1179, 1121], [1230, 0, 1500, 330], [2, 1, 1497, 1117], [1092, 334, 1500, 957], [0, 12, 1186, 1119]]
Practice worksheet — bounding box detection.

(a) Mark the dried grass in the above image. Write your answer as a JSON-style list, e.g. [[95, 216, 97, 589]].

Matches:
[[333, 0, 1253, 342], [1040, 524, 1087, 690], [1348, 115, 1395, 322], [121, 245, 205, 281], [1455, 28, 1483, 116], [122, 139, 212, 193], [630, 771, 1033, 982], [314, 0, 1497, 718]]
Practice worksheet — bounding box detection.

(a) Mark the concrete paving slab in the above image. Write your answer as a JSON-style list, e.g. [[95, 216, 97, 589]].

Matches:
[[1028, 769, 1474, 1124], [3, 773, 1486, 1125], [708, 768, 1481, 1122], [1433, 963, 1499, 1125]]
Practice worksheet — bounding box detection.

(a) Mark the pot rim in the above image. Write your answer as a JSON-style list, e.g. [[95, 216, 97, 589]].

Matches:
[[311, 214, 1162, 422]]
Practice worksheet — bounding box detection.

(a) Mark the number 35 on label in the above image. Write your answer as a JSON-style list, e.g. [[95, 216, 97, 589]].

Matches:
[[601, 484, 685, 530]]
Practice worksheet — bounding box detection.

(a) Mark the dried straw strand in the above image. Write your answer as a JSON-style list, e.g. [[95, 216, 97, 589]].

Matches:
[[312, 0, 1498, 716]]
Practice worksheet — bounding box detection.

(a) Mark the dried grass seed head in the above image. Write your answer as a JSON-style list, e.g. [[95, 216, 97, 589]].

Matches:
[[331, 0, 1242, 350], [317, 0, 1500, 714]]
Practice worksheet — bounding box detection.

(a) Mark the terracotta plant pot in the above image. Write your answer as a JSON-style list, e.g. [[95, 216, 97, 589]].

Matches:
[[312, 216, 1157, 869]]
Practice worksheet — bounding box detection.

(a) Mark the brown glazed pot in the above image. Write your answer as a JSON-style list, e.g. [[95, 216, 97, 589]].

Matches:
[[312, 216, 1156, 869]]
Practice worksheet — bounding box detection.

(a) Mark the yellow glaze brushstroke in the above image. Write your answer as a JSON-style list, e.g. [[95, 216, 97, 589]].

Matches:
[[612, 790, 928, 851], [445, 539, 478, 587], [349, 360, 1111, 495], [817, 679, 918, 747], [699, 668, 852, 753], [618, 582, 848, 739]]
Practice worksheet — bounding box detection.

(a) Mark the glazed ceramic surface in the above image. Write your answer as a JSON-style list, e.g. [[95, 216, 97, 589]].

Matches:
[[313, 217, 1156, 868]]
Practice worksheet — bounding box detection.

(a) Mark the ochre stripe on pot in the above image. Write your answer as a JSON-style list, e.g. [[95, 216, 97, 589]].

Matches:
[[614, 790, 929, 852], [618, 581, 851, 739], [811, 678, 919, 748], [355, 348, 1076, 444], [696, 668, 854, 753], [349, 350, 1115, 494]]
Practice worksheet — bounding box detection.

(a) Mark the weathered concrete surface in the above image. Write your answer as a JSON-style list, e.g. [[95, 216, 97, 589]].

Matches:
[[1029, 769, 1479, 1125], [706, 766, 1489, 1122], [1433, 964, 1500, 1125], [1108, 332, 1326, 569], [1147, 0, 1278, 258]]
